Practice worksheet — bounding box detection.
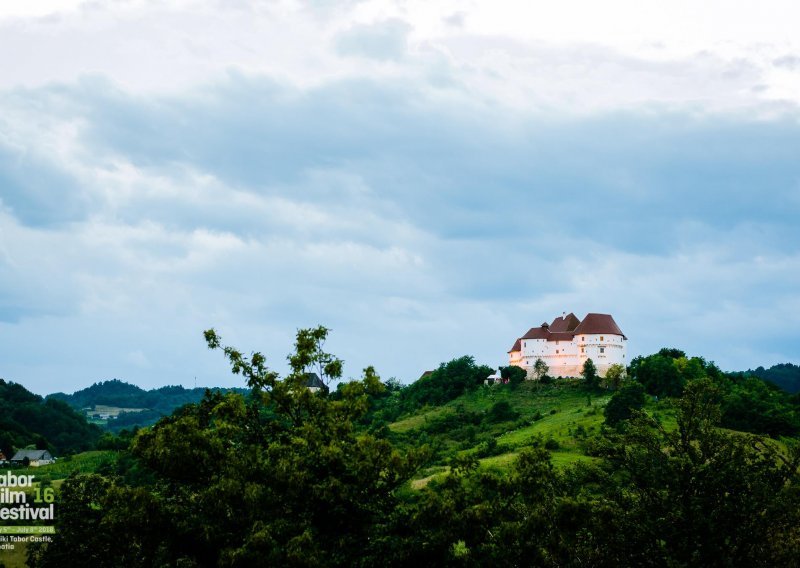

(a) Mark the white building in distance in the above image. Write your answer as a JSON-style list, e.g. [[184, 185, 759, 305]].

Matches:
[[509, 312, 627, 378]]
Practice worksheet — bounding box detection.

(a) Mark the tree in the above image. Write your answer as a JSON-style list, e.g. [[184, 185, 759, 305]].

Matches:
[[634, 353, 684, 397], [501, 366, 526, 388], [603, 363, 626, 390], [36, 327, 422, 568], [595, 379, 800, 566], [581, 358, 599, 389], [603, 382, 646, 426], [287, 325, 344, 387], [400, 356, 493, 408], [533, 358, 549, 381], [658, 347, 686, 359]]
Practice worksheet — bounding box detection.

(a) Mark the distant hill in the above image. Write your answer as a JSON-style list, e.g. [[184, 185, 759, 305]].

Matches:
[[737, 363, 800, 394], [48, 379, 248, 432], [0, 378, 102, 458]]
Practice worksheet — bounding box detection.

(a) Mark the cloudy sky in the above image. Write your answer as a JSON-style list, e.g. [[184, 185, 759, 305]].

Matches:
[[1, 0, 799, 394]]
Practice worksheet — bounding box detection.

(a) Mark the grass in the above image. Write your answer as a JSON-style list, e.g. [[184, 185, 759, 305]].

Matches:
[[1, 539, 29, 568], [390, 406, 452, 433], [11, 451, 119, 482], [391, 379, 685, 491], [391, 380, 620, 488]]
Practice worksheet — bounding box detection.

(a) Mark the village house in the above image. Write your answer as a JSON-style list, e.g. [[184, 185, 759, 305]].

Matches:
[[509, 312, 627, 378], [10, 449, 55, 467], [303, 372, 328, 394]]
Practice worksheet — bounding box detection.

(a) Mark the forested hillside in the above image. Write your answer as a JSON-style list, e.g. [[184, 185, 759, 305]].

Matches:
[[48, 379, 248, 432], [740, 362, 800, 394], [24, 329, 800, 568], [0, 379, 101, 457]]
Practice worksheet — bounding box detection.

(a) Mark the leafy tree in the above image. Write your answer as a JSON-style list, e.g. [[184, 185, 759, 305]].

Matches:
[[742, 362, 800, 394], [501, 365, 526, 388], [603, 363, 626, 390], [603, 382, 646, 427], [487, 401, 519, 423], [533, 358, 549, 381], [286, 325, 344, 387], [581, 358, 599, 389], [36, 327, 422, 567], [658, 347, 686, 359], [400, 356, 493, 409], [633, 353, 684, 397], [593, 379, 800, 566], [721, 377, 800, 437]]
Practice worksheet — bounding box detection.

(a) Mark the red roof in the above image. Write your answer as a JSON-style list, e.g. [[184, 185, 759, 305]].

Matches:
[[521, 326, 550, 340], [547, 332, 575, 342], [549, 313, 580, 332], [511, 312, 626, 349], [573, 313, 626, 338]]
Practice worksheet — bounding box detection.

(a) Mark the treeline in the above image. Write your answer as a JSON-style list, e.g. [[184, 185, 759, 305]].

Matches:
[[49, 378, 247, 414], [0, 379, 101, 457], [737, 362, 800, 394], [48, 379, 248, 431], [27, 330, 800, 567], [629, 348, 800, 438]]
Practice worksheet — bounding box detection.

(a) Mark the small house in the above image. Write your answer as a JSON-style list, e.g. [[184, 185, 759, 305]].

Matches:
[[485, 368, 505, 385], [303, 373, 329, 394], [10, 449, 55, 467]]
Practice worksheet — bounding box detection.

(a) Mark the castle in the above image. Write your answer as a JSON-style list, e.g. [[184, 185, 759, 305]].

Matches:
[[509, 312, 627, 378]]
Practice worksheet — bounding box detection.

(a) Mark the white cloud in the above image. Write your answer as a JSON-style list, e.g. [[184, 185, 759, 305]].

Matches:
[[0, 1, 799, 393]]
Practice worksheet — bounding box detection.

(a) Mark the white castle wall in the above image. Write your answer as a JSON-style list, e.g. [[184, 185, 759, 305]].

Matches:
[[515, 333, 627, 378]]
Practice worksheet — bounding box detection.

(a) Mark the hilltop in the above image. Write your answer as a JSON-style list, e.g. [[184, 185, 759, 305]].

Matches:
[[48, 379, 248, 432], [738, 362, 800, 394], [12, 325, 800, 568], [0, 378, 101, 458]]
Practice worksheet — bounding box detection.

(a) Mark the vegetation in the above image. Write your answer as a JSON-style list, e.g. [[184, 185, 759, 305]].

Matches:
[[10, 331, 800, 567], [397, 356, 493, 410], [0, 379, 101, 457], [48, 379, 248, 432], [604, 382, 646, 426], [734, 362, 800, 394], [580, 358, 599, 389]]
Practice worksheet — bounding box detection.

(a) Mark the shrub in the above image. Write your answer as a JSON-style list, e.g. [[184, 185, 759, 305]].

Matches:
[[544, 438, 560, 450]]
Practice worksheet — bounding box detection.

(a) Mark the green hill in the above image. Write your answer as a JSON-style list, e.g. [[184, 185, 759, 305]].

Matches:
[[19, 327, 800, 568], [0, 379, 102, 458], [741, 362, 800, 394], [386, 377, 677, 485], [48, 379, 248, 432]]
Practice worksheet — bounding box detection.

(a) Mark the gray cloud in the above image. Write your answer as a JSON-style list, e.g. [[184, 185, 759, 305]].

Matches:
[[773, 55, 800, 70], [335, 19, 412, 61], [0, 74, 799, 393]]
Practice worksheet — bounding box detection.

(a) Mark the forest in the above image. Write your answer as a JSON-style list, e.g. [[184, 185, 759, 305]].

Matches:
[[2, 328, 800, 567]]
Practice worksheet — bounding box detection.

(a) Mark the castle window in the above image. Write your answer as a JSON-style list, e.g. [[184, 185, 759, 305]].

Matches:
[[556, 350, 559, 354], [600, 336, 604, 341], [600, 347, 605, 354], [581, 347, 584, 353]]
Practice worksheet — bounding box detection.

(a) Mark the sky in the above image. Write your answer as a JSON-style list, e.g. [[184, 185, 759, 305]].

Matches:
[[1, 0, 799, 395]]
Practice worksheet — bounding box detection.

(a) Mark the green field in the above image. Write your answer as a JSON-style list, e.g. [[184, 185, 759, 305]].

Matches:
[[11, 451, 119, 482], [389, 379, 674, 486]]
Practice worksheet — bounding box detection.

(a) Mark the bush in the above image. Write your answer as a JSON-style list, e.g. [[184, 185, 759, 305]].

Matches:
[[604, 382, 647, 427], [544, 438, 560, 450], [486, 401, 519, 424]]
